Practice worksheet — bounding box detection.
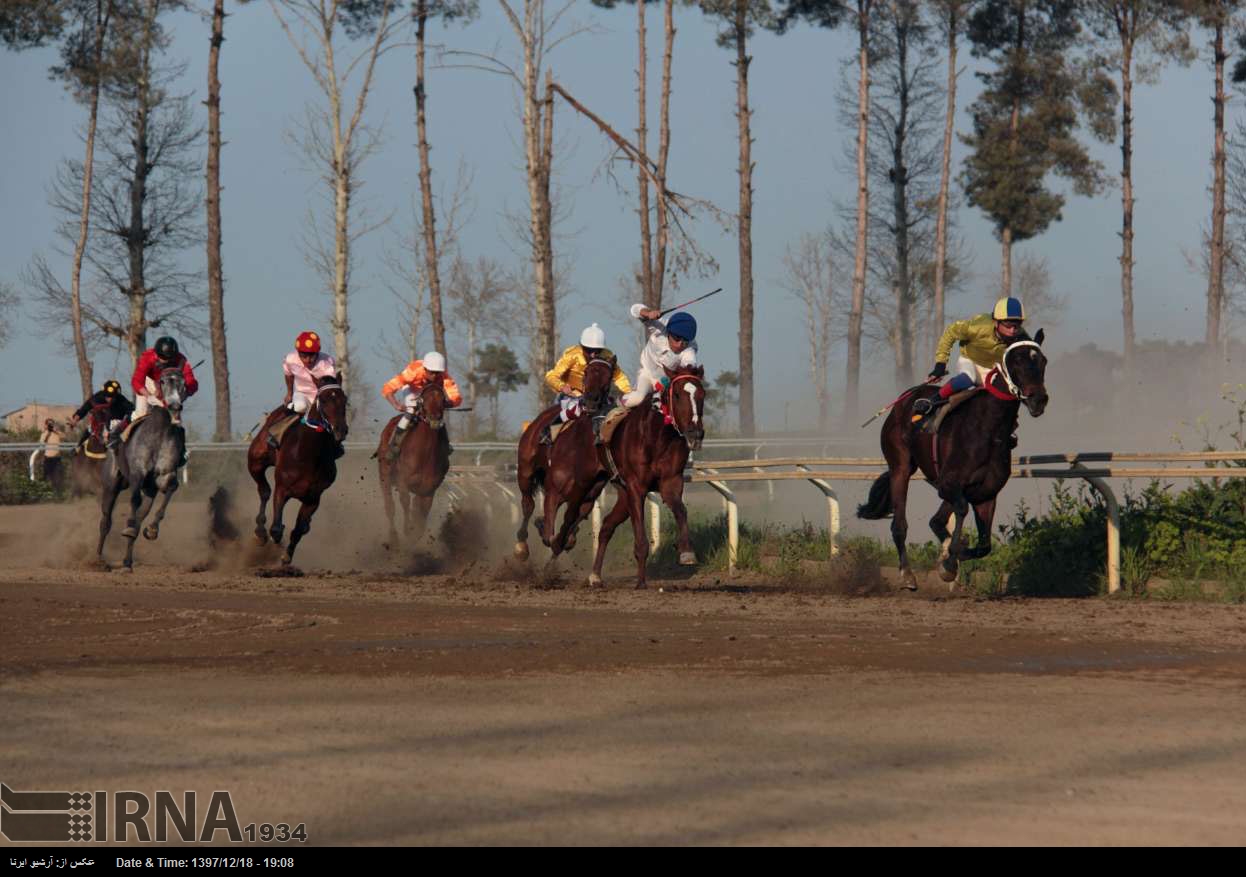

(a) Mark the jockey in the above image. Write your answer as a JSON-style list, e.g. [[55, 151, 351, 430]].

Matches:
[[380, 351, 462, 461], [620, 304, 698, 409], [266, 331, 341, 454], [131, 336, 198, 418], [541, 323, 632, 443], [70, 379, 134, 449], [915, 296, 1026, 423]]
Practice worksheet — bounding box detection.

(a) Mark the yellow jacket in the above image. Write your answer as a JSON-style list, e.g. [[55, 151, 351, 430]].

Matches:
[[935, 313, 1008, 370], [545, 345, 632, 396]]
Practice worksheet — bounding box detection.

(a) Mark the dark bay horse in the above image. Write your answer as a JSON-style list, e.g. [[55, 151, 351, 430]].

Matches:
[[69, 422, 108, 498], [514, 356, 618, 562], [376, 382, 451, 543], [97, 368, 187, 570], [590, 364, 706, 588], [858, 334, 1049, 589], [248, 374, 348, 566]]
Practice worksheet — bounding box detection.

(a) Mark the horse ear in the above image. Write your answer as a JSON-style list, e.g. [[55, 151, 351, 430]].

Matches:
[[1035, 328, 1045, 347]]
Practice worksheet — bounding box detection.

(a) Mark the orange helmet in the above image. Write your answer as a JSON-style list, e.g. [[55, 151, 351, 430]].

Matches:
[[295, 331, 321, 354]]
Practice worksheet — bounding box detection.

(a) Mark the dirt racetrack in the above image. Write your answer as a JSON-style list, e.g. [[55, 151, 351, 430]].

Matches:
[[3, 498, 1246, 846]]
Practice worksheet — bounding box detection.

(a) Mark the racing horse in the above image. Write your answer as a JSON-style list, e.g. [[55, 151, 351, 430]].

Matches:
[[514, 356, 619, 561], [857, 333, 1049, 589], [68, 429, 107, 498], [376, 381, 451, 544], [97, 368, 187, 570], [248, 373, 349, 566], [590, 364, 706, 588]]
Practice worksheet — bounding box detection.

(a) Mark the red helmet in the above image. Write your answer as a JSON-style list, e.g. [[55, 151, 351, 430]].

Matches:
[[295, 331, 321, 354]]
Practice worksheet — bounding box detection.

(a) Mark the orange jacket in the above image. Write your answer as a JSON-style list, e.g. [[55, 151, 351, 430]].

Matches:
[[382, 360, 462, 406]]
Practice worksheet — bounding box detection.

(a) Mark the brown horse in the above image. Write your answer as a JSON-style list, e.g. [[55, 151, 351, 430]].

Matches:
[[248, 373, 348, 566], [513, 356, 619, 561], [590, 364, 706, 588], [68, 432, 107, 498], [376, 381, 451, 544], [857, 334, 1049, 589]]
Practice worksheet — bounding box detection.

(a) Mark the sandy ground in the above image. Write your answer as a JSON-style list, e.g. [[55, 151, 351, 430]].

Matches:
[[3, 497, 1246, 847]]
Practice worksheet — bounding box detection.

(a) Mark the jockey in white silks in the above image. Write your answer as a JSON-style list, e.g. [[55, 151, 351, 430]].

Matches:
[[620, 304, 699, 409]]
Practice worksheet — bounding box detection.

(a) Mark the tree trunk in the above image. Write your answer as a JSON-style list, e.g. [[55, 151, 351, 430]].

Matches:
[[1119, 30, 1136, 373], [652, 0, 675, 309], [70, 0, 113, 399], [932, 0, 957, 364], [845, 1, 871, 420], [466, 320, 478, 438], [1001, 4, 1024, 299], [126, 1, 158, 367], [206, 0, 232, 439], [636, 0, 654, 307], [1207, 17, 1227, 354], [491, 389, 500, 437], [540, 72, 556, 385], [734, 0, 755, 436], [415, 0, 448, 361], [891, 10, 912, 389], [522, 10, 556, 407]]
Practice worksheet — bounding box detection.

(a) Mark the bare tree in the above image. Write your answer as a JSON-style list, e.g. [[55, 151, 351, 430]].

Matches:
[[447, 255, 511, 437], [0, 281, 17, 350], [205, 0, 237, 439], [780, 231, 840, 431], [1086, 1, 1192, 375], [271, 0, 402, 398], [30, 0, 205, 366], [1010, 251, 1067, 329]]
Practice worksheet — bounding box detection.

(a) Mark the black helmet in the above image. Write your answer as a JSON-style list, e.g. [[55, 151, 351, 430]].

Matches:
[[102, 379, 121, 394], [155, 336, 179, 359]]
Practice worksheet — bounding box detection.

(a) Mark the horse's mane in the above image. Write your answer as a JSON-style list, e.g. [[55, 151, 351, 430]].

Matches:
[[668, 364, 705, 379]]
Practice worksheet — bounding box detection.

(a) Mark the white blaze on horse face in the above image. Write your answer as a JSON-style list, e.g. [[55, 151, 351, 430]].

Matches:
[[684, 383, 699, 425]]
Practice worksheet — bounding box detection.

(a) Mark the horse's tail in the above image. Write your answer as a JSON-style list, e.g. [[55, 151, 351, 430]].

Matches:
[[856, 472, 894, 520]]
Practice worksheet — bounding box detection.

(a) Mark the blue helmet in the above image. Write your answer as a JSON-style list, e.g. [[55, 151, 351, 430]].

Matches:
[[665, 312, 697, 342]]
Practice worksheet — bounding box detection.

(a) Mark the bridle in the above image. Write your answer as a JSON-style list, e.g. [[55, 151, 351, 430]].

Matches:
[[995, 340, 1043, 401], [659, 372, 705, 444], [413, 383, 446, 429], [582, 357, 616, 413], [303, 382, 345, 433]]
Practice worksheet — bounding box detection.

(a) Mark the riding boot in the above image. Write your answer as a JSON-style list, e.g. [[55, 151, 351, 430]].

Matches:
[[540, 422, 555, 445], [386, 425, 407, 462]]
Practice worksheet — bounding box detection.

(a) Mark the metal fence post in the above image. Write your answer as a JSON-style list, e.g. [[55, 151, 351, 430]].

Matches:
[[1070, 463, 1120, 594], [797, 464, 840, 557]]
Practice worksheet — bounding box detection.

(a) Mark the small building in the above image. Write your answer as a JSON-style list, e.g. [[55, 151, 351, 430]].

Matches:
[[1, 403, 79, 433]]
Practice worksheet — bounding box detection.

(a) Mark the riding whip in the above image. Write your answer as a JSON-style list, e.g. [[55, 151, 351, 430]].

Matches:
[[658, 287, 723, 318]]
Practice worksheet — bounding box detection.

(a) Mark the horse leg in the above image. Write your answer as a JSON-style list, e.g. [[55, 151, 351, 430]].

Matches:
[[142, 472, 179, 541], [659, 475, 695, 565], [281, 496, 320, 566], [929, 500, 953, 546], [589, 490, 630, 587], [250, 459, 272, 545], [270, 484, 290, 546], [97, 476, 123, 562], [514, 477, 537, 561], [624, 483, 651, 589], [939, 492, 970, 583], [379, 460, 399, 547], [541, 479, 563, 549], [122, 484, 157, 570], [889, 468, 919, 591], [563, 482, 604, 552], [398, 485, 415, 539], [959, 498, 997, 561], [411, 493, 434, 541]]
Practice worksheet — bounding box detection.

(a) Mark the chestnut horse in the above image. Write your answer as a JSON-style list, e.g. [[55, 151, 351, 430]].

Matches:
[[590, 364, 706, 588], [376, 381, 451, 543], [248, 373, 349, 566], [857, 333, 1049, 589], [514, 356, 619, 561]]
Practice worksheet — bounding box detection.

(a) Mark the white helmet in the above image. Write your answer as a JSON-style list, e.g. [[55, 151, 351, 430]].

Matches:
[[422, 351, 446, 372], [580, 323, 606, 349]]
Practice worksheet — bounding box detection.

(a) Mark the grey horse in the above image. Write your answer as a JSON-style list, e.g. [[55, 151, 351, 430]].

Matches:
[[98, 368, 187, 570]]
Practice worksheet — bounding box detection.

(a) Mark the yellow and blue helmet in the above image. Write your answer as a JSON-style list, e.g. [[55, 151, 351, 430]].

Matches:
[[992, 297, 1025, 322]]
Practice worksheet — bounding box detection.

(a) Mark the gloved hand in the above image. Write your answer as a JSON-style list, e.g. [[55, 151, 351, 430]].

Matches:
[[928, 362, 947, 380]]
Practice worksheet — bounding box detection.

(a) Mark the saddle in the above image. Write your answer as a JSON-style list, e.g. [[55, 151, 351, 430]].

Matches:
[[120, 414, 149, 443]]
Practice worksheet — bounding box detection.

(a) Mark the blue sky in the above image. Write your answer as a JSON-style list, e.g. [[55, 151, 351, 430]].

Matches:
[[0, 2, 1233, 435]]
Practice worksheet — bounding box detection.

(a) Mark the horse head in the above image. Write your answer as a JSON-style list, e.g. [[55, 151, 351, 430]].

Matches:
[[313, 373, 350, 443], [663, 365, 706, 451], [419, 381, 447, 430], [582, 356, 617, 415], [158, 368, 186, 424], [1001, 330, 1049, 418]]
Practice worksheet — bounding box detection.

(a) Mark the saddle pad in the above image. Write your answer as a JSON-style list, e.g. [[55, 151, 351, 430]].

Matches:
[[120, 415, 148, 443]]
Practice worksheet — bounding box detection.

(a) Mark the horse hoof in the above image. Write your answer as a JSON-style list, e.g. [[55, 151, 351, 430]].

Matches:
[[900, 570, 919, 591], [565, 533, 577, 551], [588, 573, 603, 587], [280, 553, 293, 566], [254, 531, 268, 546], [143, 526, 158, 541], [118, 565, 133, 575], [121, 526, 138, 539], [679, 551, 697, 566], [513, 542, 529, 561], [939, 559, 959, 583], [634, 581, 647, 590]]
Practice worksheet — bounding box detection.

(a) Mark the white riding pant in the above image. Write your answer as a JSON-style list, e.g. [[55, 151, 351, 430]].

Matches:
[[622, 369, 663, 408], [134, 377, 162, 417], [397, 388, 420, 430], [956, 356, 993, 386], [288, 392, 312, 415]]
